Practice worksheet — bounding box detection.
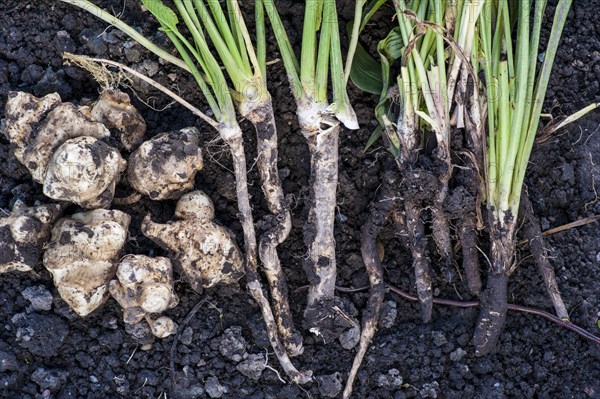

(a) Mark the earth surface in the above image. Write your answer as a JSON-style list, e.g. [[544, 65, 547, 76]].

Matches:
[[1, 1, 599, 398]]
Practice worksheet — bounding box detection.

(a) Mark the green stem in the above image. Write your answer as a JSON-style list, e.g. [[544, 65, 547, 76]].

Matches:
[[58, 0, 189, 71], [300, 0, 323, 97]]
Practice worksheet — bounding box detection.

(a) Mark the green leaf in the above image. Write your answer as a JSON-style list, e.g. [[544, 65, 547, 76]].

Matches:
[[142, 0, 178, 28], [360, 0, 388, 31], [349, 37, 383, 94], [364, 125, 383, 152], [377, 27, 403, 63]]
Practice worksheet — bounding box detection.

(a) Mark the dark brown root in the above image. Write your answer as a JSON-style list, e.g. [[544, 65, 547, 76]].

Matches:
[[224, 129, 311, 384], [458, 214, 482, 295], [326, 284, 600, 345], [473, 273, 509, 356], [520, 191, 569, 320], [343, 166, 399, 399], [402, 201, 433, 322], [244, 98, 303, 356], [448, 180, 482, 296], [473, 213, 515, 356]]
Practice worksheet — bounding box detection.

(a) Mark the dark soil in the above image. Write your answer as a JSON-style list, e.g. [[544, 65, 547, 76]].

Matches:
[[1, 1, 599, 398]]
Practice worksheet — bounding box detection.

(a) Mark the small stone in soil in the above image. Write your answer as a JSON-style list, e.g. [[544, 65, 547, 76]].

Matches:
[[379, 300, 398, 329], [22, 285, 53, 311], [316, 372, 343, 398], [114, 374, 130, 395], [12, 313, 68, 357], [179, 326, 194, 346], [124, 321, 154, 345], [31, 368, 68, 392], [204, 376, 227, 398], [339, 324, 360, 350], [377, 368, 403, 388], [421, 381, 440, 398], [0, 350, 18, 372], [450, 348, 467, 362], [236, 353, 266, 380], [217, 326, 247, 362], [247, 312, 270, 348], [432, 331, 447, 347]]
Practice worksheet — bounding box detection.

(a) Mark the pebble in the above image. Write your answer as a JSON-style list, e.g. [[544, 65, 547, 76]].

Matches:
[[141, 59, 159, 77], [124, 321, 154, 345], [204, 376, 227, 398], [316, 372, 343, 398], [0, 350, 18, 372], [236, 353, 266, 380], [33, 67, 70, 99], [22, 286, 53, 311], [124, 46, 141, 63], [379, 300, 398, 329], [339, 324, 360, 350], [114, 374, 130, 395], [31, 368, 68, 392], [179, 326, 194, 346], [421, 382, 440, 398], [450, 348, 467, 362], [217, 326, 247, 363], [377, 368, 403, 388], [432, 331, 447, 347], [12, 313, 68, 357]]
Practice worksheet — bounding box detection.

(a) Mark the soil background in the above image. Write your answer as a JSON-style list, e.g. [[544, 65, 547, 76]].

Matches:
[[1, 1, 599, 398]]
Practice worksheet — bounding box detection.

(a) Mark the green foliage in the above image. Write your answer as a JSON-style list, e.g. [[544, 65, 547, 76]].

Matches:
[[141, 0, 179, 28]]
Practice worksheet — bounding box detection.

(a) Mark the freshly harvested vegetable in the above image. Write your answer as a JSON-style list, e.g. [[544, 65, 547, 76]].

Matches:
[[44, 136, 127, 209], [344, 1, 485, 395], [60, 0, 311, 382], [259, 0, 360, 342], [86, 88, 146, 151], [4, 91, 128, 209], [142, 190, 244, 293], [44, 209, 130, 316], [0, 201, 62, 274], [110, 255, 179, 338], [473, 0, 573, 355], [127, 127, 204, 200]]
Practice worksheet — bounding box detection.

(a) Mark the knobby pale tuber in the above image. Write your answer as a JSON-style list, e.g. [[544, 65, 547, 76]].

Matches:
[[142, 190, 243, 293], [44, 136, 127, 209], [4, 91, 129, 209], [86, 89, 146, 151], [110, 255, 179, 338], [43, 209, 130, 317], [0, 201, 62, 273], [127, 128, 203, 200]]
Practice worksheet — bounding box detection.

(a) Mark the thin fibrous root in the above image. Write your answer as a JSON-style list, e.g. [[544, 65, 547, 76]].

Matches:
[[300, 101, 355, 341], [242, 97, 303, 356], [299, 283, 600, 346], [343, 166, 399, 399], [520, 190, 569, 320], [221, 126, 311, 384]]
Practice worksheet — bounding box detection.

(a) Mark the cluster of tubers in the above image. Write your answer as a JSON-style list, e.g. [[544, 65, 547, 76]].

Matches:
[[1, 90, 242, 340]]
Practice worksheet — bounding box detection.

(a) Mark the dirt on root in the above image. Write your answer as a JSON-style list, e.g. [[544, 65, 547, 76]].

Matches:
[[1, 1, 599, 398]]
